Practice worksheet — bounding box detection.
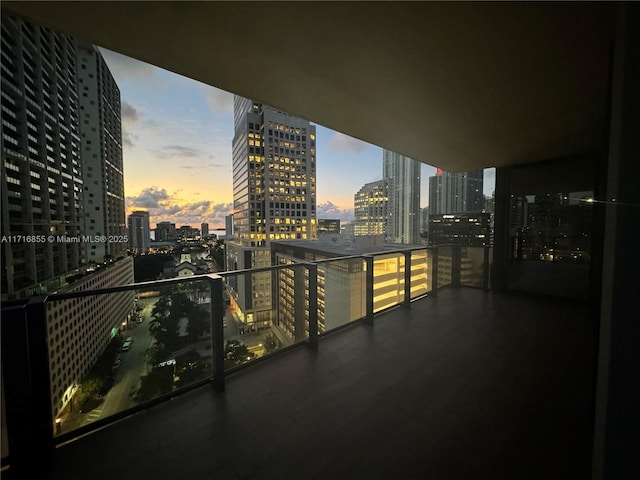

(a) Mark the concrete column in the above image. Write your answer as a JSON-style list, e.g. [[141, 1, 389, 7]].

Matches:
[[592, 3, 640, 478]]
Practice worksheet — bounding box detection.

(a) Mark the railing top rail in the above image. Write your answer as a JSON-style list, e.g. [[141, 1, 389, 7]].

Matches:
[[219, 246, 433, 275], [44, 273, 222, 302], [1, 244, 485, 304]]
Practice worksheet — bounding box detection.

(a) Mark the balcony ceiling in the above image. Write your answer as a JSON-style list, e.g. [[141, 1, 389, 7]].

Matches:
[[3, 1, 617, 172]]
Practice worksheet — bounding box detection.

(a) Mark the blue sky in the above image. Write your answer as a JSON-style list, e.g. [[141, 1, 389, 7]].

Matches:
[[100, 48, 494, 229]]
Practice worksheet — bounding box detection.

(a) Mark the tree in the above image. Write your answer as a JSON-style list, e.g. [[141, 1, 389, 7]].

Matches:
[[263, 333, 281, 354], [135, 365, 174, 401], [174, 349, 209, 387], [211, 239, 225, 270], [224, 340, 256, 369], [187, 305, 209, 341]]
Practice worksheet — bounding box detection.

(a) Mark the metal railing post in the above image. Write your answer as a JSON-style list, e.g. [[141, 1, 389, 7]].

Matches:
[[452, 245, 462, 287], [403, 251, 411, 308], [431, 247, 439, 296], [483, 246, 491, 291], [208, 275, 225, 392], [364, 256, 374, 325], [306, 263, 318, 351]]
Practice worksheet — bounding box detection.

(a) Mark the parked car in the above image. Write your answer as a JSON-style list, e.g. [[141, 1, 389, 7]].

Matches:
[[121, 336, 134, 351], [112, 357, 121, 370]]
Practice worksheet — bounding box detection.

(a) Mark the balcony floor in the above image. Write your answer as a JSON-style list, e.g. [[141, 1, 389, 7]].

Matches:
[[40, 287, 597, 480]]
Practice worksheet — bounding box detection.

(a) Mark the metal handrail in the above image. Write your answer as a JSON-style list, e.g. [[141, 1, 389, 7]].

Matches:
[[0, 244, 491, 475]]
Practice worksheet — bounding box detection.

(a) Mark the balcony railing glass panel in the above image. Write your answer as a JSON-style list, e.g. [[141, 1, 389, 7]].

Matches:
[[410, 249, 430, 298], [221, 264, 309, 370], [316, 257, 366, 333], [437, 246, 453, 288], [373, 253, 405, 313], [459, 246, 489, 288], [47, 279, 214, 437]]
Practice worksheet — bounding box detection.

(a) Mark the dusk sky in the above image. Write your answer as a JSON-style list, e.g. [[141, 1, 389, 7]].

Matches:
[[99, 48, 495, 229]]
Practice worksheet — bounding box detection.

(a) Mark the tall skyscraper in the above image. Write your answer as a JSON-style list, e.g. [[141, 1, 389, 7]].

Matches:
[[226, 96, 317, 331], [77, 43, 127, 261], [428, 169, 484, 215], [383, 149, 421, 244], [1, 15, 85, 296], [1, 15, 127, 296], [1, 14, 135, 426], [225, 214, 234, 238], [128, 210, 151, 253], [354, 179, 389, 237], [230, 96, 317, 247]]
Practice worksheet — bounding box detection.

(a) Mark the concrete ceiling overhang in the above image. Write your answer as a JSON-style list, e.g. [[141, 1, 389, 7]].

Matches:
[[2, 1, 617, 172]]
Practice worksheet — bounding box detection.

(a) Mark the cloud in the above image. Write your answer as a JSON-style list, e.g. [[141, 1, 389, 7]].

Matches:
[[120, 102, 142, 149], [154, 145, 202, 159], [126, 189, 233, 227], [204, 87, 233, 115], [126, 187, 171, 210], [122, 131, 138, 149], [328, 132, 367, 153], [121, 102, 141, 124], [317, 201, 353, 223]]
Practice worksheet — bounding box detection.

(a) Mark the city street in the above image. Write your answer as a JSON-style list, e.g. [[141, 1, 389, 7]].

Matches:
[[62, 296, 270, 433]]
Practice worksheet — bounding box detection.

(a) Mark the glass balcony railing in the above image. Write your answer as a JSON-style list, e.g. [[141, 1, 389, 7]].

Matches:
[[0, 244, 489, 472]]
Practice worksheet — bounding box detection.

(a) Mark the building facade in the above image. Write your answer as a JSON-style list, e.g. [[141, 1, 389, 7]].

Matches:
[[383, 149, 421, 244], [226, 96, 317, 331], [127, 210, 150, 253], [1, 15, 85, 297], [428, 212, 493, 247], [271, 236, 429, 343], [77, 43, 127, 262], [353, 179, 389, 237], [317, 218, 341, 234], [155, 221, 177, 242], [46, 256, 134, 423], [1, 15, 130, 300], [428, 169, 484, 215]]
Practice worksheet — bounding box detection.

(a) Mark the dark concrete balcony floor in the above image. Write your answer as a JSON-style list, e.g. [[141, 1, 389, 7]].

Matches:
[[40, 287, 597, 480]]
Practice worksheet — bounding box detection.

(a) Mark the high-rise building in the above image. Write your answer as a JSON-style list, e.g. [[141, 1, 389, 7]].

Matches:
[[0, 13, 135, 424], [428, 169, 484, 215], [77, 43, 127, 262], [201, 222, 209, 238], [225, 214, 234, 238], [1, 14, 85, 296], [354, 179, 389, 237], [428, 212, 493, 247], [383, 149, 421, 244], [128, 211, 150, 253], [155, 221, 177, 242], [226, 96, 317, 331], [1, 15, 128, 298], [230, 96, 317, 247]]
